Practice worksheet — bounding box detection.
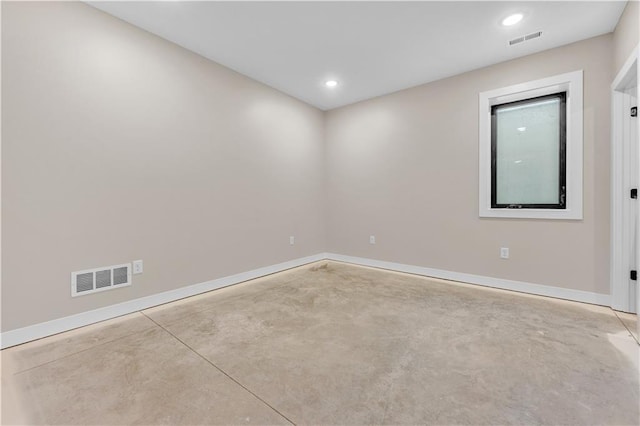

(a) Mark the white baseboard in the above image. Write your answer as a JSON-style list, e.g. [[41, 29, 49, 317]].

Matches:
[[1, 251, 611, 349], [0, 253, 327, 349], [326, 253, 611, 307]]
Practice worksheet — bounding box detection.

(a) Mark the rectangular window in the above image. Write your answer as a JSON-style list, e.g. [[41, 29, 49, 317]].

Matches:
[[478, 70, 583, 220], [491, 92, 566, 209]]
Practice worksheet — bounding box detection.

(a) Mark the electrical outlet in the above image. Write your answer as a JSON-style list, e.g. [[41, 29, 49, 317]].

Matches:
[[133, 259, 144, 274], [370, 235, 376, 244], [500, 248, 509, 259], [290, 236, 295, 245]]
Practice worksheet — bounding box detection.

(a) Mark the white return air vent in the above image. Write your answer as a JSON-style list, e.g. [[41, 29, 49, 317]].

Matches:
[[509, 31, 542, 46], [71, 263, 131, 297]]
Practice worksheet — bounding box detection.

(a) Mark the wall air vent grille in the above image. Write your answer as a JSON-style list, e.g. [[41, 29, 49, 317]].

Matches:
[[71, 263, 131, 297], [76, 272, 94, 293], [95, 270, 112, 289], [113, 267, 129, 285], [509, 31, 542, 46]]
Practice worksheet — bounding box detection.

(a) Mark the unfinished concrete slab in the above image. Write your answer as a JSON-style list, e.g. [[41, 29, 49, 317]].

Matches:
[[2, 261, 638, 425]]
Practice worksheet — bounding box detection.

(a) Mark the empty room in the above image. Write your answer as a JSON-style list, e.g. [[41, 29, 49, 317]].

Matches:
[[1, 1, 639, 424]]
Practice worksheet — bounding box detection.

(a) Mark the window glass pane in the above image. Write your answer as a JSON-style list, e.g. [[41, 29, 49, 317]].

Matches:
[[495, 97, 560, 205]]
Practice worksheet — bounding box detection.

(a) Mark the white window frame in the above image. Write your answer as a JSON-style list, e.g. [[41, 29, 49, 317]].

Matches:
[[478, 70, 583, 219]]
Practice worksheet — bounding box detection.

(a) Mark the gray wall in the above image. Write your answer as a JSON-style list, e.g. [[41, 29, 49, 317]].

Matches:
[[1, 2, 325, 331], [325, 34, 612, 295], [613, 0, 638, 75], [2, 1, 635, 333]]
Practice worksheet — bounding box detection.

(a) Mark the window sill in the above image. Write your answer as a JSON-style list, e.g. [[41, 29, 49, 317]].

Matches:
[[479, 207, 582, 220]]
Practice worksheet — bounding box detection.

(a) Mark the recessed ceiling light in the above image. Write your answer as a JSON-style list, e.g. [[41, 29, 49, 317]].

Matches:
[[517, 126, 526, 132], [502, 13, 523, 26], [325, 80, 338, 88]]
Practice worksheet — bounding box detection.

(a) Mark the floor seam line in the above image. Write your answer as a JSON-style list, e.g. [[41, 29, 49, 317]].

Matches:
[[140, 312, 296, 425], [10, 323, 159, 376], [613, 310, 640, 345]]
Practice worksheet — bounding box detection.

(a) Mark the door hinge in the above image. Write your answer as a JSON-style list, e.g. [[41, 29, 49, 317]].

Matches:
[[631, 188, 638, 199], [631, 270, 637, 281], [632, 106, 637, 117]]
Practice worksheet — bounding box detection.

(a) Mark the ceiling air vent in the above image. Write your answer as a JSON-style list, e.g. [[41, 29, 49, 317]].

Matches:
[[525, 31, 542, 41], [509, 31, 542, 46], [71, 263, 131, 297]]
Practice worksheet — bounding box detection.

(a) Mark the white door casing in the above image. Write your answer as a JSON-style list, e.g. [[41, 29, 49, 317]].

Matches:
[[611, 44, 639, 316]]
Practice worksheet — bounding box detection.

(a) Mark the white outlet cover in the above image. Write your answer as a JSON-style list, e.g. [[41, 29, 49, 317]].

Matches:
[[133, 260, 144, 274], [290, 236, 295, 245], [500, 248, 509, 259], [370, 235, 376, 244]]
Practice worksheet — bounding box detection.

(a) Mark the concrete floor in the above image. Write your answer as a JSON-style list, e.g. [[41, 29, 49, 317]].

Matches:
[[2, 261, 639, 425]]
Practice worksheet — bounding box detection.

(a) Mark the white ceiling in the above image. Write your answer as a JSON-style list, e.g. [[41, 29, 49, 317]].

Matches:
[[88, 1, 627, 111]]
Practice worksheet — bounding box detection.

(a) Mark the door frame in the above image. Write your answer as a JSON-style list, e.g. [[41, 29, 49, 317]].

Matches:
[[611, 44, 639, 313]]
